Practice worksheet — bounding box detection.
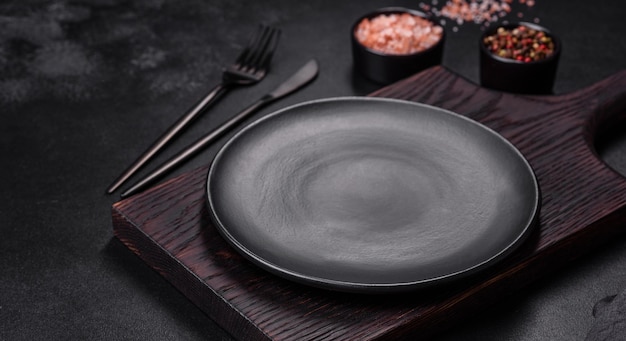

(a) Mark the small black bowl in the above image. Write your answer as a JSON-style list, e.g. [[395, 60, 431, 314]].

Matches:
[[479, 22, 561, 94], [351, 7, 445, 85]]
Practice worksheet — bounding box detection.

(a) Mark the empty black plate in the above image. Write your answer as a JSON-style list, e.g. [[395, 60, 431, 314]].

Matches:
[[206, 97, 540, 293]]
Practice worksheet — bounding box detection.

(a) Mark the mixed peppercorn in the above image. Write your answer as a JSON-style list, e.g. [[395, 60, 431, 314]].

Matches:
[[483, 25, 555, 62]]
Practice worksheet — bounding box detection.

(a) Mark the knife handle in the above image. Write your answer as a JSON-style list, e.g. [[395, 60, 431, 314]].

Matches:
[[120, 96, 272, 198]]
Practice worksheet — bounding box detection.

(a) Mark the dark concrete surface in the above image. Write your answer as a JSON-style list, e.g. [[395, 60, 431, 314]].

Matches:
[[1, 0, 625, 340]]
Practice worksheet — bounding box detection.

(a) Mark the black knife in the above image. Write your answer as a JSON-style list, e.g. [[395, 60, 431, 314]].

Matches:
[[120, 59, 319, 198]]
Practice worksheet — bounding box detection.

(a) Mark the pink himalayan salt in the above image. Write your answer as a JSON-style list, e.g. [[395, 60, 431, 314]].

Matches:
[[355, 13, 443, 55]]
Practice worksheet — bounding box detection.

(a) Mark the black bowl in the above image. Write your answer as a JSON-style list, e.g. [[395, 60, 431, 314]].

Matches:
[[479, 22, 561, 94], [351, 7, 445, 85]]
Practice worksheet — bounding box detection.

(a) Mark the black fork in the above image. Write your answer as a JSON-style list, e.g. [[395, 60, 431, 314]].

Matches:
[[106, 25, 281, 194], [223, 25, 280, 84]]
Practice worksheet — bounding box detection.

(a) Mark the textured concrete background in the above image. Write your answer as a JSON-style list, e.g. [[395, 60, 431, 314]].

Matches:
[[1, 0, 625, 340]]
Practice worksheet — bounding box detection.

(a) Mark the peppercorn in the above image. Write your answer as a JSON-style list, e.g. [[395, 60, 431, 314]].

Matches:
[[483, 24, 555, 62]]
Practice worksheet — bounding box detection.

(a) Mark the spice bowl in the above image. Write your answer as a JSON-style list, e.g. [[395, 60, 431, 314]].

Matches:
[[351, 7, 445, 84], [479, 22, 561, 94]]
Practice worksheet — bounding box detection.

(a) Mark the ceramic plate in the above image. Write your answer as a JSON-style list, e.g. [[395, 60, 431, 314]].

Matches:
[[206, 97, 540, 293]]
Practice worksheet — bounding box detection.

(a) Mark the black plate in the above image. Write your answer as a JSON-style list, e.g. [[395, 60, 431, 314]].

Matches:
[[206, 97, 540, 293]]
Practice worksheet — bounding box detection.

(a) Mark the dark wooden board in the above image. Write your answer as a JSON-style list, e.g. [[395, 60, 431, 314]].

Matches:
[[112, 66, 626, 340]]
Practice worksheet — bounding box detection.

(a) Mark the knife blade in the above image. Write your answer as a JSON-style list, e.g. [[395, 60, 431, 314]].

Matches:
[[120, 59, 319, 198]]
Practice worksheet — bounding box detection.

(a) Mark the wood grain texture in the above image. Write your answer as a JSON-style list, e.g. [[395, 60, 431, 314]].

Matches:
[[112, 66, 626, 340]]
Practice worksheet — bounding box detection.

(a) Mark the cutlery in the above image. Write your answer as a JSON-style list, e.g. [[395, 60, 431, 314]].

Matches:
[[120, 59, 319, 198], [106, 25, 281, 194]]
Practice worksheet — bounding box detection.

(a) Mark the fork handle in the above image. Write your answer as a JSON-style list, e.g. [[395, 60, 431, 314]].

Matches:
[[119, 96, 272, 198], [106, 83, 229, 194]]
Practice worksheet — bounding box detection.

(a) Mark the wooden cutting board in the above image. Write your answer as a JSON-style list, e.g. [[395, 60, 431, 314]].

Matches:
[[111, 66, 626, 340]]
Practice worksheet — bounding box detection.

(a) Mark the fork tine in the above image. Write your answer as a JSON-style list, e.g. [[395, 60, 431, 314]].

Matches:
[[235, 25, 267, 67], [253, 28, 281, 73], [247, 27, 273, 69], [235, 25, 270, 68], [241, 26, 280, 73]]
